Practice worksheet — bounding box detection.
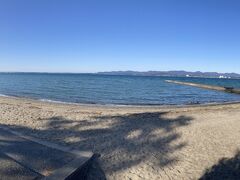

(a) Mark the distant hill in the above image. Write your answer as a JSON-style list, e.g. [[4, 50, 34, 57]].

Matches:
[[97, 71, 240, 79]]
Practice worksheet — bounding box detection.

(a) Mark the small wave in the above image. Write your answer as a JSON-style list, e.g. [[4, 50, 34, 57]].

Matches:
[[39, 99, 80, 105], [40, 99, 69, 104], [39, 99, 130, 106], [0, 94, 8, 97]]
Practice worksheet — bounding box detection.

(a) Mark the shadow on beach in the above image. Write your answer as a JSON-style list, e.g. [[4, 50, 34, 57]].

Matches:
[[200, 150, 240, 180], [0, 111, 193, 179]]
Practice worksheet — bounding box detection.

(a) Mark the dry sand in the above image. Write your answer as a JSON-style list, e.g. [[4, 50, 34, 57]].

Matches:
[[0, 96, 240, 179]]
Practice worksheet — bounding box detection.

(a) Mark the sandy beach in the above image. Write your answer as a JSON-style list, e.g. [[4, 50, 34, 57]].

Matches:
[[0, 96, 240, 179]]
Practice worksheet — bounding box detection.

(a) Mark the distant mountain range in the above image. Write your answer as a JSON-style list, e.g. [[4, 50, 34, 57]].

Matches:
[[97, 71, 240, 79]]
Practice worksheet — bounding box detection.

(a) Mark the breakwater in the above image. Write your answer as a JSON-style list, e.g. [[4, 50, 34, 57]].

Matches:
[[166, 80, 240, 94]]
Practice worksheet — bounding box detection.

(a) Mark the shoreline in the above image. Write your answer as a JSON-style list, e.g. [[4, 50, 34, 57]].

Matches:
[[1, 95, 240, 109]]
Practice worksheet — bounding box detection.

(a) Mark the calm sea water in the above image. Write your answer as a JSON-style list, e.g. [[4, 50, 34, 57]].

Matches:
[[0, 73, 240, 105]]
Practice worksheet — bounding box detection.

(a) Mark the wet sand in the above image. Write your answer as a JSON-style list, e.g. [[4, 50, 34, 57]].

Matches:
[[0, 96, 240, 179]]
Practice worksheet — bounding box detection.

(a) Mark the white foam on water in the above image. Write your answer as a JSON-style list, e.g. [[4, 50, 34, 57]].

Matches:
[[39, 99, 83, 105], [0, 94, 8, 97], [39, 99, 69, 104]]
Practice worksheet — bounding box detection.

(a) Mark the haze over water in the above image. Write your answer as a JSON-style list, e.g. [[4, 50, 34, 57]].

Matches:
[[0, 73, 239, 105]]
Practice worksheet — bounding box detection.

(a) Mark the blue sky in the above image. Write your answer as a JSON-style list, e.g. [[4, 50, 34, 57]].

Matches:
[[0, 0, 240, 73]]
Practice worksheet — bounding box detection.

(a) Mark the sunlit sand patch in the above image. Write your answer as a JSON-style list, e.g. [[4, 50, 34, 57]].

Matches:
[[125, 129, 143, 140], [64, 136, 84, 143]]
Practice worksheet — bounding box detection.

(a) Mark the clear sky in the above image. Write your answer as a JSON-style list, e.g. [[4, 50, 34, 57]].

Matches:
[[0, 0, 240, 73]]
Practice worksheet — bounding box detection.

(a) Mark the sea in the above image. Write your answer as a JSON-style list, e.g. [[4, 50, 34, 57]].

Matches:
[[0, 73, 240, 105]]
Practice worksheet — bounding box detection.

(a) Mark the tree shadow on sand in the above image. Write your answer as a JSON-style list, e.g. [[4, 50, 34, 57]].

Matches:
[[200, 150, 240, 180], [0, 111, 193, 178]]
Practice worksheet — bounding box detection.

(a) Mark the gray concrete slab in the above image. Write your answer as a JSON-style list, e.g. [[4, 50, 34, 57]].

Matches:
[[0, 127, 93, 179], [0, 153, 42, 180], [0, 129, 75, 177]]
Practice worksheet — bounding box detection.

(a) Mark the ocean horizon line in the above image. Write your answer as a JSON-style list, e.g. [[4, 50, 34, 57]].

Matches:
[[0, 70, 240, 74], [0, 72, 240, 80]]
